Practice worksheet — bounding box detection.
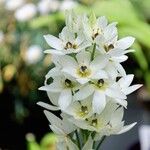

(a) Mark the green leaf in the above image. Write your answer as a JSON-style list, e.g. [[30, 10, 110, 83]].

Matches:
[[144, 71, 150, 91], [132, 42, 148, 71], [40, 133, 57, 150]]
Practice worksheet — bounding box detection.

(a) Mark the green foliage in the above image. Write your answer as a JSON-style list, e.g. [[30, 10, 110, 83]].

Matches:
[[26, 133, 57, 150]]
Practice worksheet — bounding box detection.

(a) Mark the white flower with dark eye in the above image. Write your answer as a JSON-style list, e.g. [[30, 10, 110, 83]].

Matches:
[[94, 106, 137, 141], [70, 102, 136, 135], [44, 27, 90, 55], [60, 51, 108, 84], [96, 36, 135, 79], [39, 75, 80, 110], [83, 14, 117, 43], [64, 97, 93, 120], [74, 78, 126, 114]]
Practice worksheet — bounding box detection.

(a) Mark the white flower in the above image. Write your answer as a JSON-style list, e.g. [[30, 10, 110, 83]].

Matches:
[[96, 36, 135, 79], [39, 75, 80, 110], [25, 45, 43, 65], [60, 0, 77, 11], [70, 102, 136, 135], [5, 0, 24, 11], [44, 111, 76, 136], [60, 51, 108, 84], [65, 10, 85, 33], [44, 27, 90, 55], [74, 78, 126, 114], [94, 106, 137, 141], [15, 3, 37, 22], [64, 97, 93, 120], [38, 0, 60, 15], [83, 15, 117, 43], [118, 74, 142, 95]]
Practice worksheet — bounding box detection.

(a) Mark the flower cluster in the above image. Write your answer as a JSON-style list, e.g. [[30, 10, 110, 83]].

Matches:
[[38, 11, 142, 149]]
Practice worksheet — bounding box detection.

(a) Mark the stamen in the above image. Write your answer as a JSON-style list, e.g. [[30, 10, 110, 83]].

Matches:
[[97, 79, 104, 87], [65, 79, 72, 88]]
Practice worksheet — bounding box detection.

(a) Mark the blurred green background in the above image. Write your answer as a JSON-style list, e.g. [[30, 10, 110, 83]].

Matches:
[[0, 0, 150, 150]]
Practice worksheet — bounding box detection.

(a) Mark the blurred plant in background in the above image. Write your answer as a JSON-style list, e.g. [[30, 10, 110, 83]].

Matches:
[[0, 0, 150, 148], [26, 133, 57, 150]]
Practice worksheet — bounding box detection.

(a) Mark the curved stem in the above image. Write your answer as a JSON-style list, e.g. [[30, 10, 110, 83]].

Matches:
[[75, 130, 82, 150], [91, 43, 96, 61], [95, 136, 106, 150]]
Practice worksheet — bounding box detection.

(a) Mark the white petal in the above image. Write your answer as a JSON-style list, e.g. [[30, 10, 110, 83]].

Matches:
[[60, 55, 78, 68], [44, 49, 64, 55], [39, 85, 62, 92], [92, 91, 106, 114], [44, 110, 62, 127], [111, 107, 124, 126], [114, 63, 126, 77], [76, 78, 90, 84], [74, 85, 94, 100], [90, 54, 108, 70], [37, 102, 59, 111], [76, 51, 91, 66], [118, 74, 134, 88], [112, 98, 127, 108], [108, 48, 124, 57], [118, 122, 137, 134], [105, 63, 118, 79], [106, 88, 127, 99], [50, 125, 65, 135], [97, 16, 108, 30], [111, 55, 128, 63], [47, 92, 59, 106], [44, 35, 63, 50], [104, 22, 118, 42], [58, 89, 72, 110], [123, 84, 142, 95], [116, 36, 135, 50], [92, 70, 108, 79], [45, 67, 61, 82]]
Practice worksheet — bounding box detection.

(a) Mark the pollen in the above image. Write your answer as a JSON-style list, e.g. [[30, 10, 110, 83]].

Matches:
[[64, 42, 78, 50], [91, 119, 98, 127], [64, 79, 73, 88], [76, 65, 91, 77], [104, 44, 114, 52]]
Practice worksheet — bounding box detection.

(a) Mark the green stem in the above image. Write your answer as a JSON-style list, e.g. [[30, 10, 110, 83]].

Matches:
[[95, 136, 106, 150], [91, 43, 96, 61], [75, 130, 82, 150]]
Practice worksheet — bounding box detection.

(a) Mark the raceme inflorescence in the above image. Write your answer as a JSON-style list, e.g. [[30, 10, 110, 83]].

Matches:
[[38, 11, 142, 150]]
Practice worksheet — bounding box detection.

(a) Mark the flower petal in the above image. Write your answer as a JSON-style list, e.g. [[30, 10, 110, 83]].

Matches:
[[118, 74, 134, 88], [90, 54, 108, 70], [44, 49, 64, 55], [123, 84, 142, 95], [115, 36, 135, 50], [92, 91, 106, 114], [76, 51, 91, 66], [44, 35, 63, 50], [117, 122, 137, 134], [37, 102, 59, 111], [74, 85, 94, 100], [58, 89, 72, 110]]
